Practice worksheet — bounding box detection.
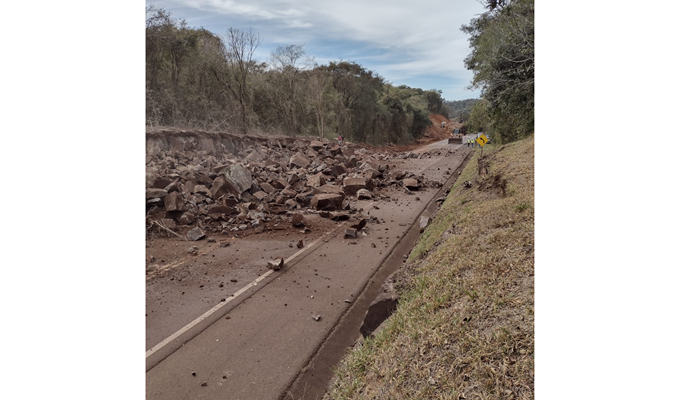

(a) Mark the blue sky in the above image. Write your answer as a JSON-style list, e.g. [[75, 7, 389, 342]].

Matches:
[[147, 0, 485, 101]]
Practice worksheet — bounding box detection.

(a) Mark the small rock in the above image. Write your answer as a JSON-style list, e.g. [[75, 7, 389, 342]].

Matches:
[[344, 228, 357, 239], [219, 241, 230, 248], [267, 257, 284, 270], [357, 188, 372, 200], [297, 240, 304, 248], [207, 238, 216, 243], [201, 382, 207, 387], [344, 299, 352, 303], [186, 227, 206, 241], [312, 314, 321, 321], [291, 214, 306, 227], [187, 246, 199, 255]]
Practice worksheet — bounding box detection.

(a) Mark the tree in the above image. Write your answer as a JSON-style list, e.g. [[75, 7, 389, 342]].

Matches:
[[462, 0, 534, 142], [214, 28, 262, 134], [269, 44, 310, 135]]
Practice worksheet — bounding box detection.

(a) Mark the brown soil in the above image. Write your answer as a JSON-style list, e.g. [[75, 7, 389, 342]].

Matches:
[[358, 114, 459, 153]]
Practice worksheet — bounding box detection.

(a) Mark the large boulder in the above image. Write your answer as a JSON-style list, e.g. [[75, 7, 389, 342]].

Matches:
[[210, 175, 235, 200], [309, 141, 325, 151], [222, 164, 254, 194], [315, 184, 345, 197], [403, 178, 420, 191], [164, 192, 185, 211], [310, 193, 344, 211], [306, 172, 326, 188], [289, 152, 311, 168], [342, 177, 367, 195], [146, 188, 168, 200]]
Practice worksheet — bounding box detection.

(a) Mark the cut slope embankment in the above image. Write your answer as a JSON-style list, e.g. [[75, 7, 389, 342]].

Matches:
[[327, 137, 535, 399]]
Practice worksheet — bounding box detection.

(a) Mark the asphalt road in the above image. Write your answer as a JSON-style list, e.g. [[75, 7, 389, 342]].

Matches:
[[146, 141, 472, 400]]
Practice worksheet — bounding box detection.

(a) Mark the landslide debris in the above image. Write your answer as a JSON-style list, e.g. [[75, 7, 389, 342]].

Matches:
[[145, 132, 449, 239]]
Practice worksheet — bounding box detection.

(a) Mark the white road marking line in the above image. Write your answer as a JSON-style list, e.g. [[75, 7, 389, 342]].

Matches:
[[146, 221, 348, 359]]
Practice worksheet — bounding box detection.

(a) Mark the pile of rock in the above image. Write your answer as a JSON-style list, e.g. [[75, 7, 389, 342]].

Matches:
[[145, 135, 426, 239]]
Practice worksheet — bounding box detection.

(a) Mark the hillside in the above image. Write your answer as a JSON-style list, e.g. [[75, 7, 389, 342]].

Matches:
[[327, 136, 535, 399], [445, 98, 480, 120]]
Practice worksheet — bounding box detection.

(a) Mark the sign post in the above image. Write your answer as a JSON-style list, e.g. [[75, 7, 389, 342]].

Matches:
[[476, 133, 489, 156]]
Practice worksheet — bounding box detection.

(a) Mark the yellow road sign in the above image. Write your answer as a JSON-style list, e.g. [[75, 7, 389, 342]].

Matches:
[[476, 134, 489, 146]]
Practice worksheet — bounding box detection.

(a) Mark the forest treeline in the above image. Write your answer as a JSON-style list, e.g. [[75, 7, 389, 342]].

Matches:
[[444, 99, 479, 120], [461, 0, 534, 143], [146, 6, 449, 145]]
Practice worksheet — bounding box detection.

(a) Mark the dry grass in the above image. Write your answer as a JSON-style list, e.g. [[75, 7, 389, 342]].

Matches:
[[327, 137, 534, 400]]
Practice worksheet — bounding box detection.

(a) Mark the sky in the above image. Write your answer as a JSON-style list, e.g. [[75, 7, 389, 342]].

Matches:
[[146, 0, 486, 101]]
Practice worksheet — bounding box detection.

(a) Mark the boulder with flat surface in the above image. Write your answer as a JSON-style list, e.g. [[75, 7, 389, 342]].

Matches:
[[289, 153, 311, 168], [222, 164, 254, 194], [186, 227, 206, 241], [164, 192, 185, 211], [310, 193, 344, 211], [403, 178, 420, 191], [342, 177, 367, 195], [146, 188, 168, 200]]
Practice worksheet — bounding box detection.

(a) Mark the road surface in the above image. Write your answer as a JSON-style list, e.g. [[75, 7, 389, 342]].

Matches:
[[146, 140, 473, 400]]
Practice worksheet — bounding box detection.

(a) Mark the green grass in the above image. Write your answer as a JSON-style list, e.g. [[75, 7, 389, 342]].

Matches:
[[327, 136, 534, 400]]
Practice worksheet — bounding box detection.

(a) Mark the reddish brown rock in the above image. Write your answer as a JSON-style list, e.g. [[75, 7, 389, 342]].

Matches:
[[291, 214, 306, 227], [164, 192, 185, 211], [342, 177, 367, 195], [403, 178, 420, 191], [178, 212, 196, 225], [194, 185, 211, 197], [306, 172, 326, 188], [209, 205, 235, 215], [253, 191, 267, 201], [211, 175, 236, 199], [315, 184, 345, 197], [260, 182, 276, 194], [289, 153, 311, 168], [146, 188, 168, 200], [310, 193, 344, 211]]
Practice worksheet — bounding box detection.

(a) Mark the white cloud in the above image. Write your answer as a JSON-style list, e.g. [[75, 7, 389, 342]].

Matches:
[[149, 0, 486, 99]]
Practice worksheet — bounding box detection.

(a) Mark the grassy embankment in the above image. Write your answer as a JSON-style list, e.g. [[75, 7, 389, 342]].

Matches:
[[328, 136, 535, 399]]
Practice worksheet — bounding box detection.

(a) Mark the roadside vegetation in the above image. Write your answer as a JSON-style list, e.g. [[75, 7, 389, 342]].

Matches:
[[461, 0, 534, 144], [328, 136, 534, 399], [146, 5, 449, 145], [444, 99, 479, 120]]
